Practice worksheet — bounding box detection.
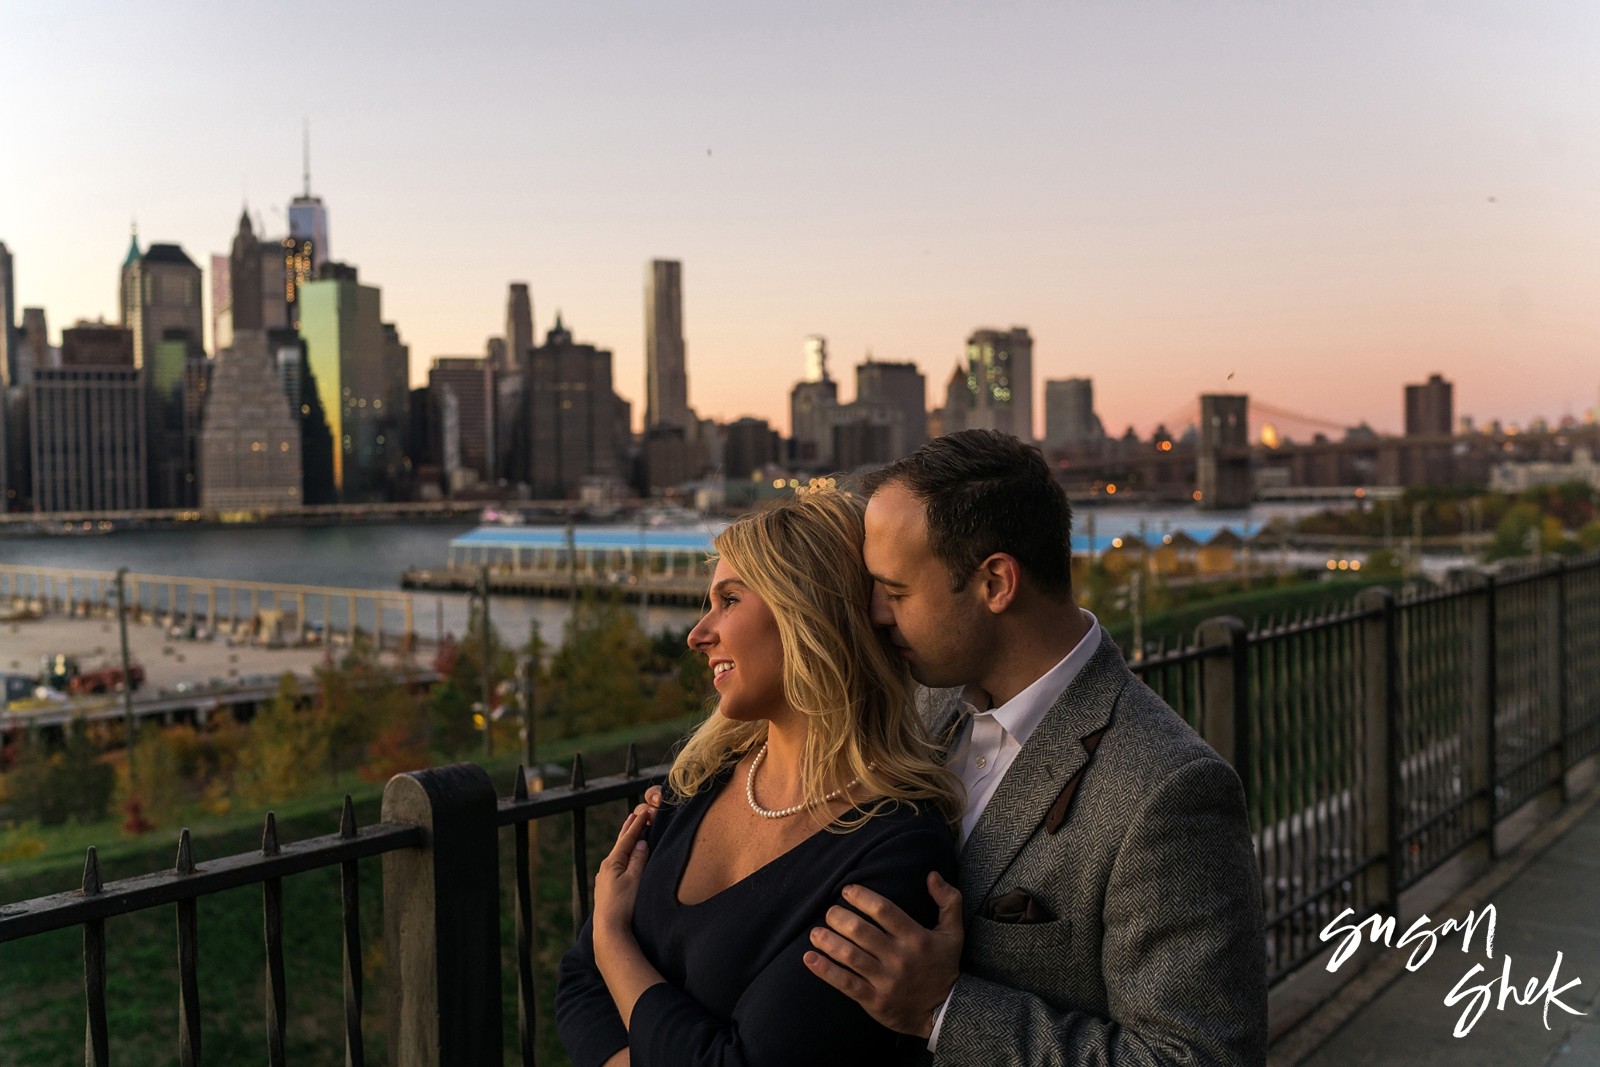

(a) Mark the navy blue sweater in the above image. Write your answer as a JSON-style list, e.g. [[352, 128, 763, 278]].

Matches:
[[556, 773, 957, 1067]]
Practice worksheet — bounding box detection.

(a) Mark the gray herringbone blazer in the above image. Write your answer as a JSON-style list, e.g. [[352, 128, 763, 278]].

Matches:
[[930, 632, 1267, 1067]]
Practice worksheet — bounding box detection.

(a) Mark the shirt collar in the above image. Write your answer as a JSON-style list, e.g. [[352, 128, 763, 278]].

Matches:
[[959, 610, 1102, 747]]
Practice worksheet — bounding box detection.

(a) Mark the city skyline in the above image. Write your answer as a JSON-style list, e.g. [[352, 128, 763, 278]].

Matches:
[[3, 1, 1596, 438]]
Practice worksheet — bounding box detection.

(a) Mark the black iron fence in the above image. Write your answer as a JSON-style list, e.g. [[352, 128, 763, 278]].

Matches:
[[2, 552, 1597, 1064], [1130, 552, 1600, 984]]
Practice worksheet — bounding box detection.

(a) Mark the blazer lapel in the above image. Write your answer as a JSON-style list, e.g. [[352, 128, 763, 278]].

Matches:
[[958, 635, 1130, 921]]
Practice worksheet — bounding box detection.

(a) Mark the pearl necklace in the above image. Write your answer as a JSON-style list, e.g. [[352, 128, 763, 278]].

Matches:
[[745, 742, 861, 819]]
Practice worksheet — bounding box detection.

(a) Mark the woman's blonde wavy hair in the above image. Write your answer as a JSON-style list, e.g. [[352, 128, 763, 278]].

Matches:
[[667, 487, 962, 830]]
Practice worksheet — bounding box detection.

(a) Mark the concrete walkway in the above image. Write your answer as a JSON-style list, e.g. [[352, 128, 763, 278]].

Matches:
[[1286, 786, 1600, 1066]]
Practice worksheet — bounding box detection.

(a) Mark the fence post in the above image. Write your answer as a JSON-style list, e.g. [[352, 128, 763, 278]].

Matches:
[[382, 763, 503, 1067], [1479, 574, 1499, 859], [1553, 559, 1570, 802], [1194, 616, 1250, 776], [1354, 587, 1399, 917]]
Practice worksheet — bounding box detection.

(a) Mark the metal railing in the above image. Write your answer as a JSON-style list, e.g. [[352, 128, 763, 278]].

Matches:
[[2, 551, 1597, 1063], [1129, 551, 1600, 985]]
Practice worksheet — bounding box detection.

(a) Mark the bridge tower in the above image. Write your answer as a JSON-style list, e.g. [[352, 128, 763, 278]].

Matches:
[[1197, 394, 1252, 510]]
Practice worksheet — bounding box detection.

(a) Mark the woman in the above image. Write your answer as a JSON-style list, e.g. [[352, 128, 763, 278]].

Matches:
[[556, 487, 961, 1067]]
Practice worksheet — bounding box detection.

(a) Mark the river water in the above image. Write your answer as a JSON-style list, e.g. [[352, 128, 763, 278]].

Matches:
[[0, 501, 1328, 645]]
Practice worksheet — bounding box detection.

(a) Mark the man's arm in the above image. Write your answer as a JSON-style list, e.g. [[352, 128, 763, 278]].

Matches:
[[810, 756, 1267, 1067]]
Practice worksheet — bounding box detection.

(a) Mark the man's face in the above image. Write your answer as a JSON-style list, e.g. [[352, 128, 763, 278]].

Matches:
[[863, 483, 990, 691]]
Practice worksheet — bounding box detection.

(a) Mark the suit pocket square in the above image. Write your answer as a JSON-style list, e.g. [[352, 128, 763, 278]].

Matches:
[[978, 888, 1055, 924]]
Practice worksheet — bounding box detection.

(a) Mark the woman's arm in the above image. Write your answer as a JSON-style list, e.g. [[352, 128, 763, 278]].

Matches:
[[592, 805, 669, 1025], [557, 803, 662, 1067], [555, 920, 630, 1067]]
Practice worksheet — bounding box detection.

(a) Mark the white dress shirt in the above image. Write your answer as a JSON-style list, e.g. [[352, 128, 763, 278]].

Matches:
[[928, 610, 1102, 1050]]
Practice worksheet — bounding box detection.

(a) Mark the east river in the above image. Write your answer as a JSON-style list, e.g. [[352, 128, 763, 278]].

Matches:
[[0, 501, 1330, 647]]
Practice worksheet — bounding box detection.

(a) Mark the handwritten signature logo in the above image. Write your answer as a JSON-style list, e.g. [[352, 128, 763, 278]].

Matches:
[[1319, 905, 1587, 1038]]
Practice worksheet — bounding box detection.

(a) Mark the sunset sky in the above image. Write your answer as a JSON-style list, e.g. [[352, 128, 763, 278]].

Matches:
[[4, 0, 1596, 439]]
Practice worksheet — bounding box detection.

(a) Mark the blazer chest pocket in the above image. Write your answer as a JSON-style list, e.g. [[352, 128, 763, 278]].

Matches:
[[966, 911, 1074, 994]]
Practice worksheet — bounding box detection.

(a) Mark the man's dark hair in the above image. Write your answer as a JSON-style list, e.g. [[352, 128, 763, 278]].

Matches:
[[861, 429, 1073, 597]]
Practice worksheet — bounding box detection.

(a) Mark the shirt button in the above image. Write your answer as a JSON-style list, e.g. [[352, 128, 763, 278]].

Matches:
[[975, 755, 988, 768]]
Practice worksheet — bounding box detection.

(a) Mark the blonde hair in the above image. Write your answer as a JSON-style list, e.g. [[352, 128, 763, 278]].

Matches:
[[668, 488, 961, 830]]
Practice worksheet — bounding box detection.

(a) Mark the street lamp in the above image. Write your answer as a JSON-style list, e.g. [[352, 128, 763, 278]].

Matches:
[[472, 564, 493, 760], [115, 567, 137, 789]]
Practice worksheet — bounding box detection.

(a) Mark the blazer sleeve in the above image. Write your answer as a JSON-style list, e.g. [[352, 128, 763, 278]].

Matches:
[[555, 916, 629, 1067], [934, 756, 1267, 1067], [628, 822, 959, 1067]]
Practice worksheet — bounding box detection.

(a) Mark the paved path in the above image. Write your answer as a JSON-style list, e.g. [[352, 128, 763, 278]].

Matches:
[[1292, 792, 1600, 1066]]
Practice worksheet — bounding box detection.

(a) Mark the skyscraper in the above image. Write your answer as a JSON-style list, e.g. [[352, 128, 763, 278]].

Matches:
[[645, 259, 689, 431], [199, 330, 303, 509], [964, 327, 1034, 441], [505, 283, 532, 371], [0, 242, 15, 386], [122, 238, 207, 508], [289, 129, 329, 274], [789, 335, 838, 466], [120, 235, 204, 373], [803, 335, 829, 383], [429, 357, 493, 492], [61, 322, 134, 368], [229, 210, 264, 333], [1404, 374, 1454, 437], [1044, 378, 1104, 453], [497, 282, 534, 484], [528, 315, 629, 499], [30, 365, 146, 512], [298, 264, 402, 501], [855, 357, 927, 458]]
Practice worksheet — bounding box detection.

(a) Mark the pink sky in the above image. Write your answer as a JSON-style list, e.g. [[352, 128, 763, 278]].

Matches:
[[3, 1, 1596, 439]]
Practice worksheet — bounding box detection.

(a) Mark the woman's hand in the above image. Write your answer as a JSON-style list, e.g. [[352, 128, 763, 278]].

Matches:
[[592, 803, 665, 1028], [594, 804, 652, 943]]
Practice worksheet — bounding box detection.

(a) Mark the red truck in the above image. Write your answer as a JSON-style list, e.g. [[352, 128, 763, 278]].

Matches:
[[68, 664, 145, 695]]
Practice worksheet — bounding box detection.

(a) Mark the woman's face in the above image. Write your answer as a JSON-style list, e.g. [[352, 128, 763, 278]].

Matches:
[[687, 558, 788, 722]]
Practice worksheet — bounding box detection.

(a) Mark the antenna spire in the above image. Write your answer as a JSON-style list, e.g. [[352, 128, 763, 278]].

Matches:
[[302, 119, 311, 197]]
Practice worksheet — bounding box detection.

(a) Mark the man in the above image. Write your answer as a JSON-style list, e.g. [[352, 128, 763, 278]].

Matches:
[[802, 429, 1267, 1066]]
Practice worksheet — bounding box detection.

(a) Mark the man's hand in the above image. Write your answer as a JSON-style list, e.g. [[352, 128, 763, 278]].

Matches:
[[803, 871, 964, 1038]]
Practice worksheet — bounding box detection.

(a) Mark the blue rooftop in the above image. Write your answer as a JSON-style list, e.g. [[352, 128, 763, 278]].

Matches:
[[451, 523, 727, 554]]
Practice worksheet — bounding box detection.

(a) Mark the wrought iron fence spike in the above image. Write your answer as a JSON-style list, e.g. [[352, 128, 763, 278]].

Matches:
[[340, 795, 357, 839], [262, 812, 280, 856], [571, 752, 587, 790], [81, 846, 102, 895], [625, 742, 639, 778], [175, 828, 195, 874], [513, 765, 529, 800]]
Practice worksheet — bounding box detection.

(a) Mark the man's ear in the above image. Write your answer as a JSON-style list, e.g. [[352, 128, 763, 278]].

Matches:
[[976, 553, 1022, 614]]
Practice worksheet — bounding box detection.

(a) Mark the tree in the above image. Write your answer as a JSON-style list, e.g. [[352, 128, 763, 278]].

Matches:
[[236, 673, 329, 806], [545, 593, 653, 737], [8, 719, 115, 826]]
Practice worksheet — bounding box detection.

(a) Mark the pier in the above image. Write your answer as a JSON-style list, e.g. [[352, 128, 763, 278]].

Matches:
[[0, 564, 420, 652]]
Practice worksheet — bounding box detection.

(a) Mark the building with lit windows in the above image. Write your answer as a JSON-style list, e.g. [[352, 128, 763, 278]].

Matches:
[[963, 327, 1034, 441], [199, 330, 302, 509]]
